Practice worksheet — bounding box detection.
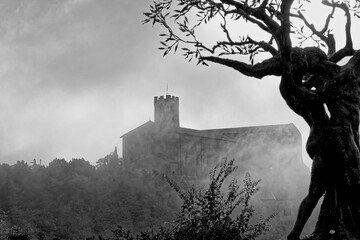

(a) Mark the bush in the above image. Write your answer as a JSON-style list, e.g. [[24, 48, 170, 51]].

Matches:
[[112, 159, 275, 240]]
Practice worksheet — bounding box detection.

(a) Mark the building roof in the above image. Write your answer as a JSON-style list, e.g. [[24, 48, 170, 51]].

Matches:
[[192, 123, 299, 141], [121, 121, 154, 138], [121, 121, 300, 144]]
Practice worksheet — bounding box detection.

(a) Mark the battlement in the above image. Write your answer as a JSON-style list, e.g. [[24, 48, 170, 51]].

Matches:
[[154, 95, 179, 102], [154, 95, 180, 127]]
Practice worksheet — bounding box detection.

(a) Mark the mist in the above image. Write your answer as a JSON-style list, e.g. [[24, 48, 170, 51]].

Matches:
[[0, 0, 316, 168]]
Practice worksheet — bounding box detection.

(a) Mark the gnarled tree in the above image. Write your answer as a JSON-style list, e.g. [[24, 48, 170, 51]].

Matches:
[[143, 0, 360, 239]]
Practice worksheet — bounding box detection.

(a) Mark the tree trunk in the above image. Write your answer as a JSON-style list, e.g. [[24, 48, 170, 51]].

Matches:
[[309, 127, 360, 240], [310, 51, 360, 240], [283, 50, 360, 240]]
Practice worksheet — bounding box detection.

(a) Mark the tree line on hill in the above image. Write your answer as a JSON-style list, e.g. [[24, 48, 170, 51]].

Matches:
[[0, 150, 179, 239], [0, 152, 274, 240]]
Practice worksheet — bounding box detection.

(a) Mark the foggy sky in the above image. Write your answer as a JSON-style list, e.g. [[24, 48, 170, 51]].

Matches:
[[1, 0, 358, 167]]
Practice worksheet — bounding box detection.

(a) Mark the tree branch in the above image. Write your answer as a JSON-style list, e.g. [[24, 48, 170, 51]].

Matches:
[[320, 6, 335, 35], [220, 0, 280, 34], [322, 0, 355, 63], [201, 55, 281, 79], [293, 9, 336, 56], [248, 36, 278, 56], [212, 36, 278, 56], [225, 9, 272, 34], [277, 0, 327, 127]]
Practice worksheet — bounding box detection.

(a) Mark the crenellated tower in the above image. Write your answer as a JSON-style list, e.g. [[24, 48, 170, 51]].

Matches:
[[154, 95, 180, 128]]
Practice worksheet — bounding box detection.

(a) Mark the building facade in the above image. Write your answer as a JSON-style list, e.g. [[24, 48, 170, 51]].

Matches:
[[121, 95, 313, 238], [122, 95, 308, 184]]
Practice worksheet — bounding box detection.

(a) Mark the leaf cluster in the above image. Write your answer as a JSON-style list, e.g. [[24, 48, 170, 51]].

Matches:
[[144, 0, 360, 69], [143, 0, 278, 65], [113, 158, 275, 240], [171, 158, 274, 240], [0, 156, 179, 240]]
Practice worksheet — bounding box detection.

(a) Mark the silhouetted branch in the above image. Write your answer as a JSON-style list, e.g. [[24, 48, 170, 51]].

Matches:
[[292, 8, 336, 56], [278, 0, 327, 127], [322, 0, 356, 62], [248, 36, 278, 55], [220, 0, 280, 34], [201, 55, 281, 79]]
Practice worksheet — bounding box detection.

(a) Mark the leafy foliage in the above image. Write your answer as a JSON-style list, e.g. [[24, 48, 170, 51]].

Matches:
[[143, 0, 360, 65], [0, 156, 274, 240], [113, 159, 275, 240], [0, 155, 179, 240], [143, 0, 279, 65]]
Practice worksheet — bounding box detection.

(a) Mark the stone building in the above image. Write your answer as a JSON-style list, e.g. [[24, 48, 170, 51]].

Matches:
[[121, 95, 312, 239], [122, 95, 308, 181]]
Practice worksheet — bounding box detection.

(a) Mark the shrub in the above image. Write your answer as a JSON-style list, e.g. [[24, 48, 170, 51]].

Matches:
[[112, 159, 275, 240]]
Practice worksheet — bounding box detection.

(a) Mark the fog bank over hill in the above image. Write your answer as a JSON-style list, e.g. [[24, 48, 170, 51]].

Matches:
[[0, 0, 313, 168]]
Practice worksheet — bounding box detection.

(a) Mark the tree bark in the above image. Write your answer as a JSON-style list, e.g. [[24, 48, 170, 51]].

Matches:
[[307, 51, 360, 240], [286, 50, 360, 240]]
